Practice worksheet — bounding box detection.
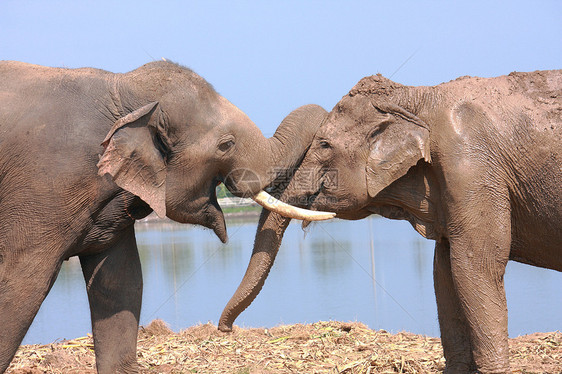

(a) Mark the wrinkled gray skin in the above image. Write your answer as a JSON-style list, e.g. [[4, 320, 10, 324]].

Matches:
[[220, 71, 562, 373], [0, 61, 327, 373]]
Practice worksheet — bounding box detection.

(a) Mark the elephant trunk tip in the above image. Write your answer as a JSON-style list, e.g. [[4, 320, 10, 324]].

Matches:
[[218, 310, 235, 332], [217, 321, 233, 333]]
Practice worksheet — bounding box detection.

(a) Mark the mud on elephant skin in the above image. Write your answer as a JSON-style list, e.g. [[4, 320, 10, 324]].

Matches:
[[220, 70, 562, 373], [0, 60, 326, 373]]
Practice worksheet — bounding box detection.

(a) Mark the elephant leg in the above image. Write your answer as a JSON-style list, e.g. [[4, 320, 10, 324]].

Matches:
[[0, 253, 62, 372], [433, 239, 476, 373], [80, 226, 142, 374], [448, 211, 511, 374]]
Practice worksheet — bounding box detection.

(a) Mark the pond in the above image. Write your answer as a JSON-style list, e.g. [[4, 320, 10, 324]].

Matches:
[[23, 214, 561, 344]]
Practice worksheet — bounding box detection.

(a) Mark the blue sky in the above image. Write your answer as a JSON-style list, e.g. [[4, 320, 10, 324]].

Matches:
[[2, 1, 560, 136]]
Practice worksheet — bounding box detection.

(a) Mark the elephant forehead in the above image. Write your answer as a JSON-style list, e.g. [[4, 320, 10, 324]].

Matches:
[[334, 95, 388, 125], [336, 94, 371, 116], [320, 112, 369, 140], [216, 96, 250, 123]]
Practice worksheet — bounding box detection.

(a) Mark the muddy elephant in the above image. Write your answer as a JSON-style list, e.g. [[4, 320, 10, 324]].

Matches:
[[0, 60, 329, 373], [219, 70, 562, 373]]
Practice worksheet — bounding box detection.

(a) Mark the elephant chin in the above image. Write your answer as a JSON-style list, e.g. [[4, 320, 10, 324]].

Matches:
[[206, 201, 228, 243], [166, 197, 228, 243]]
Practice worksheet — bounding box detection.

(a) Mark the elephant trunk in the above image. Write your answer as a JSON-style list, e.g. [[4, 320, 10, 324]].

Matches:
[[218, 209, 291, 332], [265, 104, 326, 178], [219, 106, 331, 331], [223, 104, 334, 221]]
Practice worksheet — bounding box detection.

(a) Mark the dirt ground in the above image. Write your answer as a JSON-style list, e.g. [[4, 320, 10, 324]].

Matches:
[[7, 320, 561, 373]]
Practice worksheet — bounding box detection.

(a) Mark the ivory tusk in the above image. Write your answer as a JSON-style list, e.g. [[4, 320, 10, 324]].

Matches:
[[252, 190, 336, 221]]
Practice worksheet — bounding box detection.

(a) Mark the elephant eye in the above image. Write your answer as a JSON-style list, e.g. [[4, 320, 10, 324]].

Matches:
[[369, 128, 382, 139], [319, 140, 331, 149], [218, 139, 235, 152]]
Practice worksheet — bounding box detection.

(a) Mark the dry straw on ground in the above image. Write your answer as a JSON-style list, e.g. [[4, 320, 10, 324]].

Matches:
[[7, 320, 562, 373]]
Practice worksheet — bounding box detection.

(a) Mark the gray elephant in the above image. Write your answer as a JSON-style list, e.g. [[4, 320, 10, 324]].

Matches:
[[0, 60, 326, 373], [219, 70, 562, 373]]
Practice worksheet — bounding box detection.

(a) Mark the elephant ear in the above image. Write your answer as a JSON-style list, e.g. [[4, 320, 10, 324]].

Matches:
[[366, 104, 431, 198], [97, 101, 167, 217]]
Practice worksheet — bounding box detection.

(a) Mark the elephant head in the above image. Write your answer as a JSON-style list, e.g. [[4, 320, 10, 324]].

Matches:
[[97, 61, 332, 243], [219, 75, 432, 330]]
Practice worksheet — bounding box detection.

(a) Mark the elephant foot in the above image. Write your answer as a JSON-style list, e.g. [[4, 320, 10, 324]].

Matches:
[[443, 361, 477, 374], [444, 362, 510, 374]]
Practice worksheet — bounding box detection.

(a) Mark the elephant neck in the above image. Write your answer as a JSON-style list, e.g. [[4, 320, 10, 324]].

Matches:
[[381, 86, 436, 122], [112, 74, 164, 117], [108, 75, 127, 119]]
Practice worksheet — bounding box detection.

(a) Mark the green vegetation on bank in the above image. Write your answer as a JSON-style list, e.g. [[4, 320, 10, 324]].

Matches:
[[216, 184, 234, 199], [222, 204, 261, 215], [216, 184, 260, 215]]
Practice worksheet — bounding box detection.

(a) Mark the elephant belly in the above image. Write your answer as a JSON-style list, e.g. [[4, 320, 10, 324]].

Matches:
[[508, 158, 562, 271], [509, 207, 562, 271]]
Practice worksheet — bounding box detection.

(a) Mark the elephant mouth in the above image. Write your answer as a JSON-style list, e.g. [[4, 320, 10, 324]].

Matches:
[[166, 179, 228, 243], [281, 182, 328, 211]]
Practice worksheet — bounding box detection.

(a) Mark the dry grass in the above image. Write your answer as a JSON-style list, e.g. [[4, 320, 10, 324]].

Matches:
[[7, 320, 562, 373]]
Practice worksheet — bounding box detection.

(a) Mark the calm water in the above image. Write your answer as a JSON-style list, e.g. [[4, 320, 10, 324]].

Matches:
[[24, 215, 561, 344]]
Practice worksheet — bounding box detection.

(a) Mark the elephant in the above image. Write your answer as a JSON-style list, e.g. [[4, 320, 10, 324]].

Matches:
[[0, 60, 329, 373], [219, 70, 562, 373]]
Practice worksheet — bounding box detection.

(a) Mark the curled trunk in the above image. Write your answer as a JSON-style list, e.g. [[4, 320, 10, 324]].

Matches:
[[265, 104, 326, 177], [226, 104, 328, 197], [218, 209, 291, 332]]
